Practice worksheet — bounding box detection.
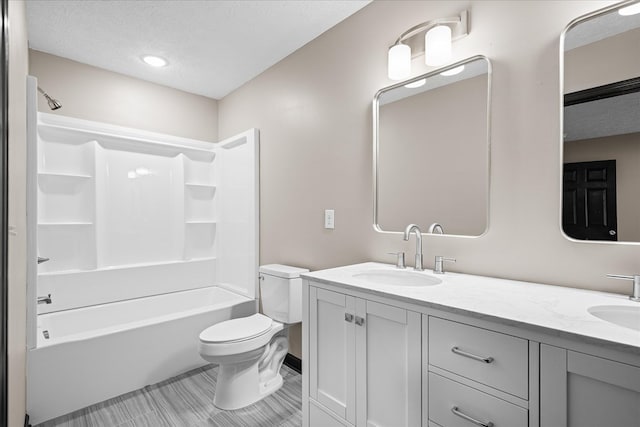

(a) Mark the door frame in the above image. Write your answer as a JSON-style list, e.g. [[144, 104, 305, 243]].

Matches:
[[1, 0, 10, 424]]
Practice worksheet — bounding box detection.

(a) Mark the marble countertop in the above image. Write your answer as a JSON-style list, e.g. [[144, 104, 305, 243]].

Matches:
[[301, 262, 640, 354]]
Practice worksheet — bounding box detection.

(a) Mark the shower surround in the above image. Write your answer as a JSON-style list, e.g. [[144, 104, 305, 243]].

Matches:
[[25, 78, 259, 424]]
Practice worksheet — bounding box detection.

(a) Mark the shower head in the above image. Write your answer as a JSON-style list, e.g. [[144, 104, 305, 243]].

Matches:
[[37, 86, 62, 110]]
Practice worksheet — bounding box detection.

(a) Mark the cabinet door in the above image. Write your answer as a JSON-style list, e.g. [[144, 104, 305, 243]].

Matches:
[[540, 344, 640, 427], [355, 299, 421, 427], [309, 287, 356, 424]]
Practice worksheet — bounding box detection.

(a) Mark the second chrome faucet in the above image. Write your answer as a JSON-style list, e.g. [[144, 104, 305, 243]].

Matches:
[[403, 224, 423, 271]]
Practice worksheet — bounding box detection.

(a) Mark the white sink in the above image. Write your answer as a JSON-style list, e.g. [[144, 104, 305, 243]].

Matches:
[[352, 269, 442, 287], [588, 305, 640, 332]]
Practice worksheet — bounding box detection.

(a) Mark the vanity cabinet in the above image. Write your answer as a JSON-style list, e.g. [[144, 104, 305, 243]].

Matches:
[[307, 285, 421, 427], [540, 344, 640, 427], [302, 264, 640, 427]]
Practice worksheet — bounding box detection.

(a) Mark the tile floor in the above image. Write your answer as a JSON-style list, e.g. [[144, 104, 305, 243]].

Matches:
[[36, 364, 302, 427]]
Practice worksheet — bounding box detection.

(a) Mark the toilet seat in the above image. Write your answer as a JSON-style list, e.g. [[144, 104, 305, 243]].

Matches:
[[199, 315, 284, 358], [200, 313, 272, 343]]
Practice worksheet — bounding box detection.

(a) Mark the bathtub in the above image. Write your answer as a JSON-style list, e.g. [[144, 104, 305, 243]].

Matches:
[[27, 286, 256, 425]]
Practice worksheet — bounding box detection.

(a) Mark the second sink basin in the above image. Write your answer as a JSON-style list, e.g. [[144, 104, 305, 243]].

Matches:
[[588, 305, 640, 332], [352, 269, 442, 287]]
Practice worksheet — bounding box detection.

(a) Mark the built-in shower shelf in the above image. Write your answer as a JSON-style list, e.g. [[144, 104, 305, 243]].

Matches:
[[38, 172, 93, 179], [37, 257, 217, 277], [185, 256, 218, 262], [184, 182, 216, 189], [38, 222, 94, 226]]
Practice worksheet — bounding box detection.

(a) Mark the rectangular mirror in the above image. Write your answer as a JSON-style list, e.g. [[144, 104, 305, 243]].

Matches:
[[562, 2, 640, 242], [373, 56, 491, 236]]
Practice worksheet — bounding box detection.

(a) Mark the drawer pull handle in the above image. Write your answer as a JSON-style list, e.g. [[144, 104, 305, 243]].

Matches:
[[451, 406, 494, 427], [451, 346, 494, 364]]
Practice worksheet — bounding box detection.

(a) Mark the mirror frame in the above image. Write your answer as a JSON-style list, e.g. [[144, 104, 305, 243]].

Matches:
[[372, 55, 492, 237], [559, 0, 640, 246]]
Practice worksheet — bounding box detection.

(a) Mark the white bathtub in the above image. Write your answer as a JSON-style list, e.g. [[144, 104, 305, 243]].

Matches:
[[27, 286, 256, 425]]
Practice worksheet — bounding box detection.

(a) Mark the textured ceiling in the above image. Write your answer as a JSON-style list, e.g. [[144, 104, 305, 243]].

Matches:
[[26, 0, 370, 99]]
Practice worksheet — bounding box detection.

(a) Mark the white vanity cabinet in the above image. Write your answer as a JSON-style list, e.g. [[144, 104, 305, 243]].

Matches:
[[540, 345, 640, 427], [301, 263, 640, 427], [305, 283, 422, 427]]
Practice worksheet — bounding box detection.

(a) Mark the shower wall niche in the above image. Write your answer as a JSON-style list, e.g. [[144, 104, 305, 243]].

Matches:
[[30, 111, 259, 317]]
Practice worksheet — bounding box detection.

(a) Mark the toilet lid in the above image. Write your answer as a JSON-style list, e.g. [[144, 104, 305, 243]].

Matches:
[[200, 313, 273, 343]]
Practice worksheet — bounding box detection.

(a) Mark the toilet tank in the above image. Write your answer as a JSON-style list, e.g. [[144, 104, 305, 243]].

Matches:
[[259, 264, 309, 324]]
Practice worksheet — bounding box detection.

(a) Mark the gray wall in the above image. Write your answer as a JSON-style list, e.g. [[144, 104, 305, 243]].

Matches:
[[219, 0, 638, 295], [378, 74, 488, 235], [29, 50, 219, 141], [565, 27, 640, 93]]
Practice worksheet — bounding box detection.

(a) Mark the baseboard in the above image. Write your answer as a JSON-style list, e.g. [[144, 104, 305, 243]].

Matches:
[[283, 353, 301, 374]]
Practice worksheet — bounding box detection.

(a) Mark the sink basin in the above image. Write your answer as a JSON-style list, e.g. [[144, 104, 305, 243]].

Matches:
[[588, 305, 640, 332], [352, 269, 442, 287]]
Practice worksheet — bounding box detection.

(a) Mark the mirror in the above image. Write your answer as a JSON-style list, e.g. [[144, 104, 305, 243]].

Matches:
[[373, 56, 491, 236], [562, 3, 640, 242]]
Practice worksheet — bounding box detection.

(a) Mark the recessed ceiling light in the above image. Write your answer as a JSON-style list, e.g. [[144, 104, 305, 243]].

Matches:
[[619, 3, 640, 16], [142, 55, 168, 67], [440, 65, 465, 76]]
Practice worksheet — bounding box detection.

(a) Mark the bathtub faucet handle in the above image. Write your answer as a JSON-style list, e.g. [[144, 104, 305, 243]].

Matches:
[[37, 294, 52, 305]]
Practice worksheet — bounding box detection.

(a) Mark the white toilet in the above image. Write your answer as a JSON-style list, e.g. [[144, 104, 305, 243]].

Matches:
[[198, 264, 308, 410]]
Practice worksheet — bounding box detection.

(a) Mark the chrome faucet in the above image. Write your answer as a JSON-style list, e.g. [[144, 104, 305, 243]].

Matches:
[[428, 222, 444, 234], [403, 224, 423, 271], [606, 274, 640, 302], [37, 294, 52, 305]]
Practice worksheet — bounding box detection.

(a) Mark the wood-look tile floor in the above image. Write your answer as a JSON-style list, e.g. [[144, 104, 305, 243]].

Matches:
[[36, 364, 302, 427]]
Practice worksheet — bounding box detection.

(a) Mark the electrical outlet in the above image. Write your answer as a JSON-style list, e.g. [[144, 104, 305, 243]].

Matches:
[[324, 209, 335, 229]]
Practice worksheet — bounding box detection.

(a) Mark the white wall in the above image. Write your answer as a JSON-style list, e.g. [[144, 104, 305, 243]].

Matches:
[[8, 1, 29, 425], [219, 0, 637, 297]]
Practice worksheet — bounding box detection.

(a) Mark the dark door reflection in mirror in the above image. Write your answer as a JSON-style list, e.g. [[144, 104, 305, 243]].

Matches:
[[562, 5, 640, 242], [374, 57, 490, 236]]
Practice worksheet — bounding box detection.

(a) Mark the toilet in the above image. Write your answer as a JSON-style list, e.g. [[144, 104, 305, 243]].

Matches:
[[198, 264, 308, 410]]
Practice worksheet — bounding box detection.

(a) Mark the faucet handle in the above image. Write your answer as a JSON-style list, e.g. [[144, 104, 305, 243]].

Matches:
[[387, 252, 406, 269], [606, 274, 640, 302], [434, 256, 456, 274]]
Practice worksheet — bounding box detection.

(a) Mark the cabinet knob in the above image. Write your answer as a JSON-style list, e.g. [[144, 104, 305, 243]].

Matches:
[[344, 313, 354, 323], [355, 316, 365, 326]]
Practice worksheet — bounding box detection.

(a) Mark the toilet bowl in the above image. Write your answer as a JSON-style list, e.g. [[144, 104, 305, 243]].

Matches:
[[198, 264, 308, 410]]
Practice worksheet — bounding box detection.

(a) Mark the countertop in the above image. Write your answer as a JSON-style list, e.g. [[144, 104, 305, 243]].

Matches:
[[301, 262, 640, 354]]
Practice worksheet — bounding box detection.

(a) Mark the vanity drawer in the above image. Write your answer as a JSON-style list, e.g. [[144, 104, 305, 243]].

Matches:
[[428, 316, 528, 398], [428, 372, 528, 427]]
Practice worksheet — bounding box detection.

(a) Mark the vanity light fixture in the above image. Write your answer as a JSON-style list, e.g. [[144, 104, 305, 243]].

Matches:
[[387, 10, 469, 80], [618, 2, 640, 16], [141, 55, 168, 67]]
